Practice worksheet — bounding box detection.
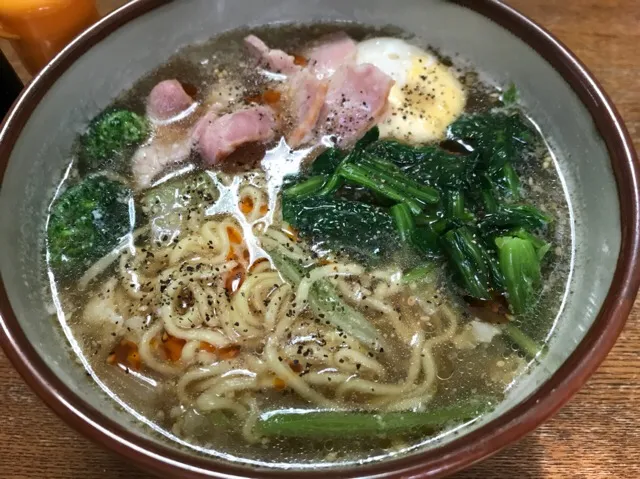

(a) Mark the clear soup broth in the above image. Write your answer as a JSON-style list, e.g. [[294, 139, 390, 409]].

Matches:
[[45, 23, 572, 468]]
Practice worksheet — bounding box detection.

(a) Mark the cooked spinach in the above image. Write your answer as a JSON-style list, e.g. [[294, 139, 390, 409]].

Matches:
[[282, 101, 552, 315], [448, 112, 536, 172], [366, 141, 475, 188], [282, 195, 398, 260], [479, 204, 552, 232], [441, 227, 494, 300], [495, 235, 543, 314]]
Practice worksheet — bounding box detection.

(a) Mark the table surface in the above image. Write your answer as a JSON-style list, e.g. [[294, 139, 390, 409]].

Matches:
[[1, 0, 640, 478]]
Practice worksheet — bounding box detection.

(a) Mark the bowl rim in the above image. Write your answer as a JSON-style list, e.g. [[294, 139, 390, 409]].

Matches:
[[1, 0, 639, 477]]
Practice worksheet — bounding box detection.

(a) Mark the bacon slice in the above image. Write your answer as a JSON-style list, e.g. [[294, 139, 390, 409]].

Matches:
[[318, 63, 395, 146], [244, 35, 300, 76], [146, 79, 195, 123], [287, 70, 329, 148], [306, 32, 357, 79], [194, 105, 277, 165]]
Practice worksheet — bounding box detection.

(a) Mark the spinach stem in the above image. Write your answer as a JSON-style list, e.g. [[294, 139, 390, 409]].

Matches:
[[283, 175, 326, 198], [339, 163, 423, 214], [391, 203, 416, 242], [256, 398, 495, 438], [504, 323, 543, 359]]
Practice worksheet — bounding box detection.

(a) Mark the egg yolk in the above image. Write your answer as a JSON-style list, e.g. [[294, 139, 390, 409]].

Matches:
[[380, 56, 466, 144]]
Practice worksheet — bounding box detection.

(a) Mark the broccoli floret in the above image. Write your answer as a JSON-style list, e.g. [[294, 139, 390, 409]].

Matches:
[[79, 108, 150, 174], [501, 83, 519, 106], [47, 176, 134, 277]]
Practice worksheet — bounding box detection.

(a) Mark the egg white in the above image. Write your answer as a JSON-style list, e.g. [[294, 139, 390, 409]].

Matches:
[[356, 37, 466, 144]]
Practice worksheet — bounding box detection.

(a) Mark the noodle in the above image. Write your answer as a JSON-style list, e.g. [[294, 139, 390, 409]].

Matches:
[[75, 169, 483, 446], [264, 336, 337, 407]]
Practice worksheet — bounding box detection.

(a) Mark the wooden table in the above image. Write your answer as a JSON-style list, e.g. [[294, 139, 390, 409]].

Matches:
[[1, 1, 639, 477]]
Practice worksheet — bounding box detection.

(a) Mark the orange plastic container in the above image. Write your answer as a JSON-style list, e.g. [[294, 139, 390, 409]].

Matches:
[[0, 0, 99, 75]]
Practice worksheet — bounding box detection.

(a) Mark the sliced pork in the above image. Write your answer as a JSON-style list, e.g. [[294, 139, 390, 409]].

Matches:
[[318, 64, 395, 146], [195, 105, 277, 165], [132, 135, 192, 189], [287, 70, 329, 148], [245, 35, 300, 76], [147, 79, 195, 123], [306, 32, 357, 79]]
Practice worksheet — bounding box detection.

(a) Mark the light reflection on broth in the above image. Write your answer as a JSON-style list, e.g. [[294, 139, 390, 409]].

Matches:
[[44, 23, 571, 468]]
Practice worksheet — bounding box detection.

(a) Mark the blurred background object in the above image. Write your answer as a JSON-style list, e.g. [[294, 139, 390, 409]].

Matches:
[[1, 49, 23, 118], [0, 0, 129, 119], [0, 0, 131, 83], [0, 0, 100, 76]]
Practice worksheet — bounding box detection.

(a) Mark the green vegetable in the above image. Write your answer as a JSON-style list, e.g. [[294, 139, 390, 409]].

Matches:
[[537, 242, 552, 261], [496, 163, 521, 199], [359, 156, 441, 204], [402, 264, 437, 284], [266, 249, 304, 289], [355, 125, 381, 149], [507, 228, 552, 261], [480, 204, 551, 232], [448, 112, 535, 172], [315, 127, 380, 195], [287, 111, 552, 316], [410, 225, 443, 259], [483, 239, 505, 291], [503, 323, 543, 359], [495, 236, 543, 314], [366, 140, 475, 188], [311, 281, 381, 346], [338, 157, 441, 213], [268, 248, 381, 346], [47, 176, 134, 277], [441, 227, 494, 299], [501, 83, 518, 106], [415, 214, 450, 234], [282, 196, 397, 261], [361, 154, 402, 174], [478, 173, 499, 214], [444, 190, 474, 222], [310, 148, 344, 176], [141, 172, 219, 246], [317, 148, 360, 196], [476, 164, 520, 209], [255, 398, 494, 438], [391, 203, 416, 242], [317, 173, 344, 196], [338, 162, 423, 214], [79, 109, 150, 173], [407, 212, 447, 259], [283, 175, 327, 198]]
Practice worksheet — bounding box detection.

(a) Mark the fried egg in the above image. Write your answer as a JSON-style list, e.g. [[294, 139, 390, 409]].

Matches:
[[356, 37, 466, 143]]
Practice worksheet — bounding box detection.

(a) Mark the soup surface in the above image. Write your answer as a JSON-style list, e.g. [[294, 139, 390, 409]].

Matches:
[[45, 24, 572, 467]]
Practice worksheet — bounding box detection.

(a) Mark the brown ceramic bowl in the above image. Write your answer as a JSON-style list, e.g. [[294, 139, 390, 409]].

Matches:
[[1, 0, 639, 477]]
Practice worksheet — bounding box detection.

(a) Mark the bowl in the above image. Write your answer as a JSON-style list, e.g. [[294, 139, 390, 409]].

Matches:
[[1, 0, 639, 477]]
